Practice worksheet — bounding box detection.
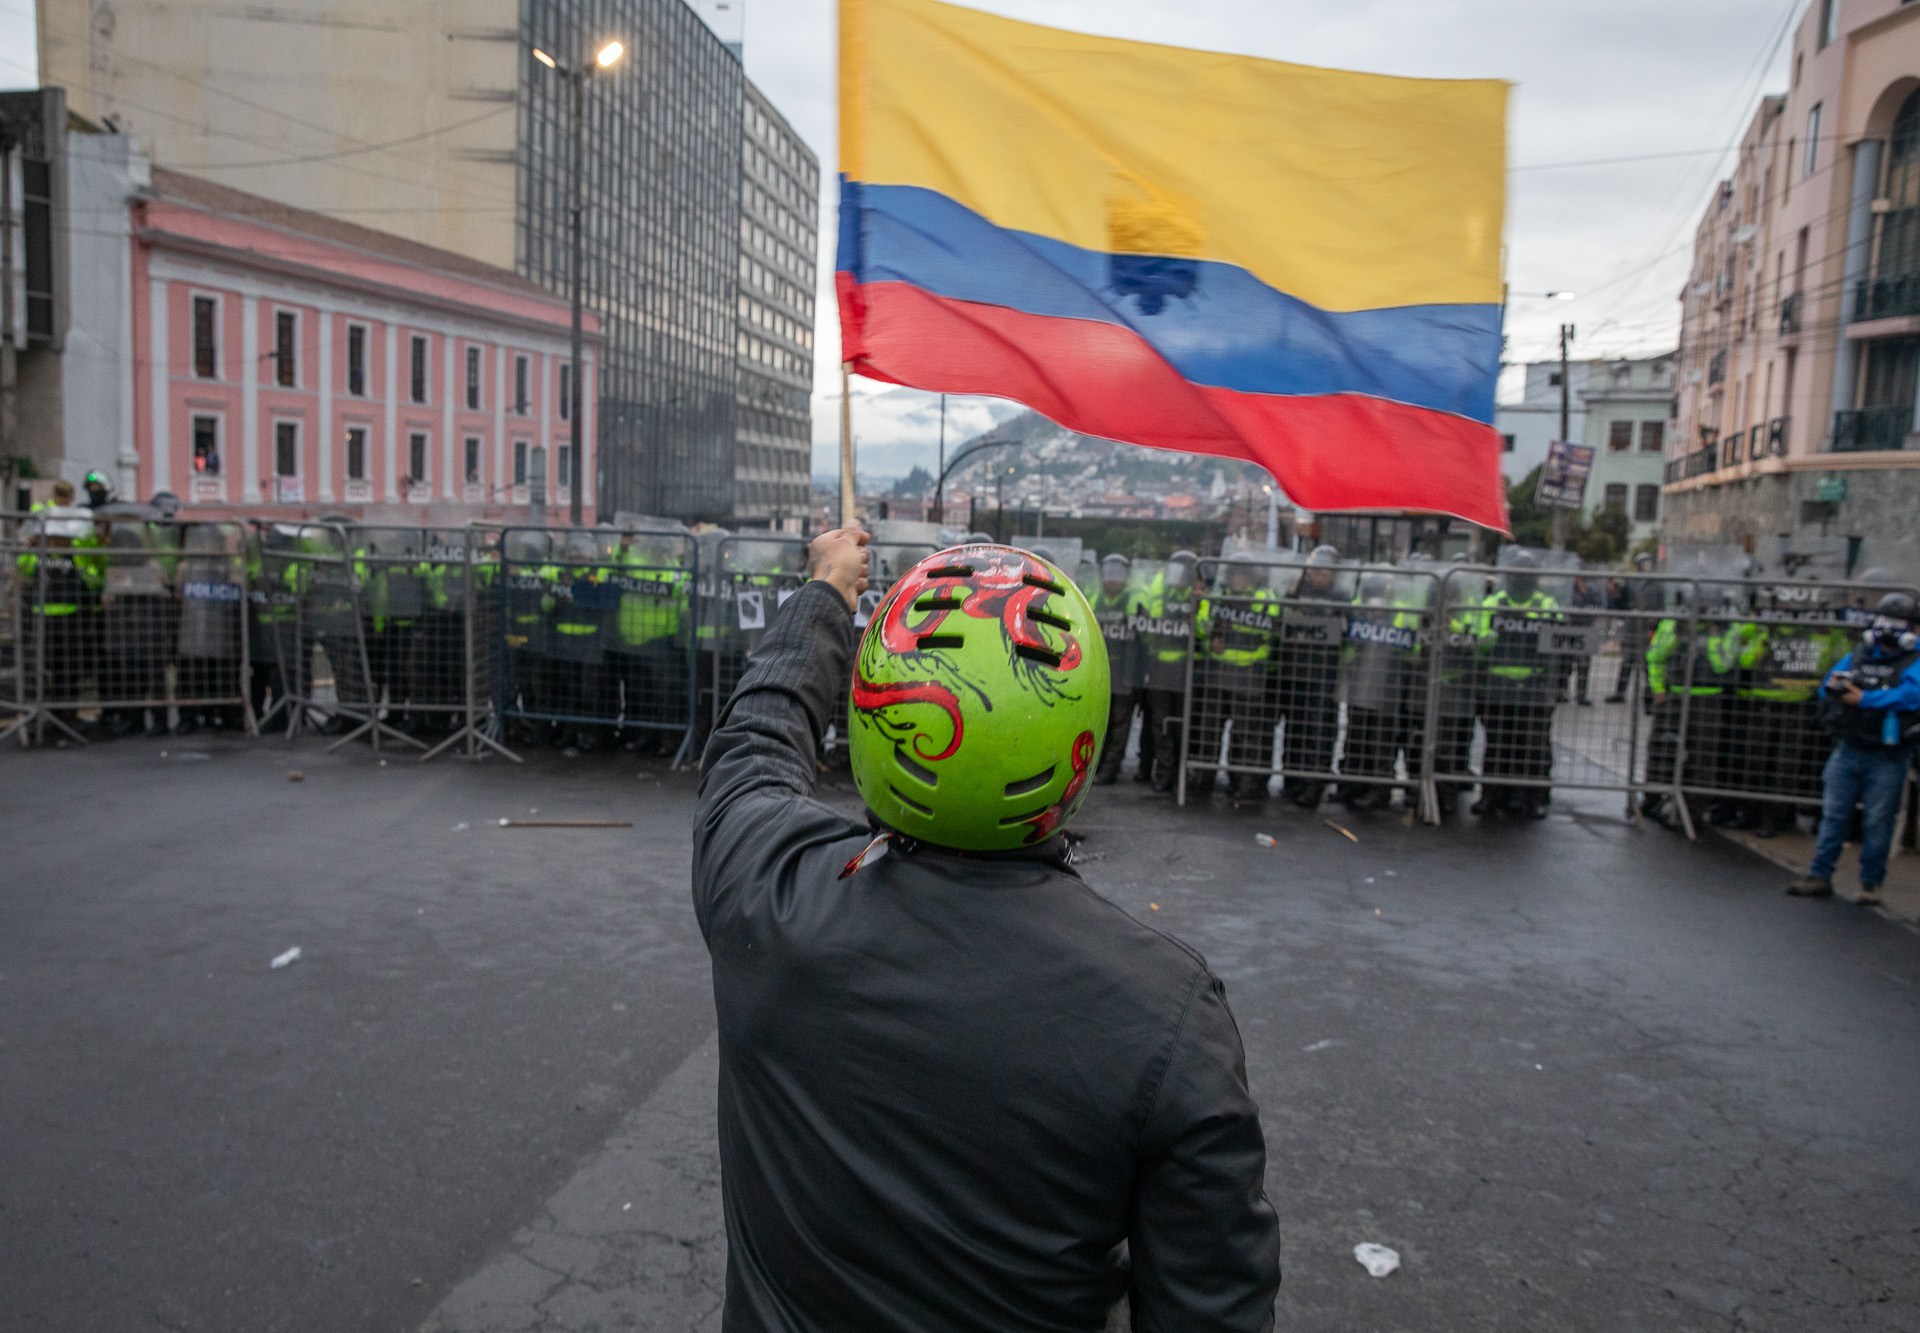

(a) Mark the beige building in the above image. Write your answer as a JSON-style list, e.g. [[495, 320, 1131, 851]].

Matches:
[[1668, 0, 1920, 577], [36, 0, 819, 525], [37, 0, 521, 266]]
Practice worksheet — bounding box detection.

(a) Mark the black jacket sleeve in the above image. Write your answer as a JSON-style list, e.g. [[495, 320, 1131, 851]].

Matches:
[[1128, 972, 1282, 1332], [693, 580, 869, 943]]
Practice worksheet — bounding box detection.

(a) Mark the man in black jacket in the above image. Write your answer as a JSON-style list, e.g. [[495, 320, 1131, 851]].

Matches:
[[695, 528, 1280, 1332]]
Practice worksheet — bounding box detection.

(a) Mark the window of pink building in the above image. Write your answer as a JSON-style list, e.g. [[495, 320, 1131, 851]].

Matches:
[[410, 335, 429, 405], [465, 346, 482, 410], [192, 415, 220, 475], [514, 355, 530, 415], [275, 311, 297, 388], [347, 324, 368, 396], [192, 296, 218, 379]]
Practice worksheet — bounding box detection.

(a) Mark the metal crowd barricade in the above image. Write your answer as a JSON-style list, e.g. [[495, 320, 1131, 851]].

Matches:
[[3, 513, 253, 747], [1660, 575, 1917, 839], [1425, 562, 1698, 823], [271, 521, 422, 755], [1177, 555, 1443, 818], [0, 519, 27, 743], [496, 525, 699, 763], [703, 537, 940, 759], [322, 524, 513, 763], [709, 534, 811, 743]]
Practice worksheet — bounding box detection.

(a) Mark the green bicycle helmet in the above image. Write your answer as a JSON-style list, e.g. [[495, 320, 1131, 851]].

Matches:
[[850, 544, 1111, 850]]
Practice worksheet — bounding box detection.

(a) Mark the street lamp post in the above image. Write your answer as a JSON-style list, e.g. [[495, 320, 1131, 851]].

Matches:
[[533, 38, 625, 527]]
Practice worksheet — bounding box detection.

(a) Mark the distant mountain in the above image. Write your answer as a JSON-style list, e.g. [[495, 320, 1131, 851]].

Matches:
[[809, 389, 1279, 505], [810, 388, 1025, 482], [937, 411, 1276, 495]]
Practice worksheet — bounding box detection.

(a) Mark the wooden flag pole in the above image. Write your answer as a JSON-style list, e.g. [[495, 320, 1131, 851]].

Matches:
[[839, 362, 856, 527]]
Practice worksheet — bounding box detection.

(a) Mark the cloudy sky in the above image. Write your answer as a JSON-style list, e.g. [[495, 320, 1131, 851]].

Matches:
[[0, 1, 1804, 477], [728, 0, 1803, 474]]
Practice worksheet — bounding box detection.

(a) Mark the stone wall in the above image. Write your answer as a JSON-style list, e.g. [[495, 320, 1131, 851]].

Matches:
[[1662, 467, 1920, 580]]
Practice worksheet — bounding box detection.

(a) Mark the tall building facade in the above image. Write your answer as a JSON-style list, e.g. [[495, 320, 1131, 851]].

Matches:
[[1668, 0, 1920, 578], [38, 0, 818, 524], [1578, 355, 1673, 545], [734, 83, 817, 528], [1494, 360, 1596, 485]]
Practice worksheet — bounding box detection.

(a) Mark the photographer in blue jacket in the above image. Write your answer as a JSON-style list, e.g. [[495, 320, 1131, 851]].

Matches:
[[1787, 593, 1920, 906]]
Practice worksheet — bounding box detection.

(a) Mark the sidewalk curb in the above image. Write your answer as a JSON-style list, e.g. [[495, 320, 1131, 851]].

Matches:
[[1704, 825, 1920, 933]]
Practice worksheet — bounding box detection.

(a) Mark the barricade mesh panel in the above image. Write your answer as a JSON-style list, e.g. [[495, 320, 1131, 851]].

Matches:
[[1662, 579, 1915, 828], [2, 503, 1909, 835], [4, 516, 250, 742], [497, 527, 697, 741], [704, 538, 937, 757], [1180, 557, 1438, 809]]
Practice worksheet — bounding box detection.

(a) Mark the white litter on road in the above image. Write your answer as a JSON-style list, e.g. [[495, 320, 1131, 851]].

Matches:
[[269, 947, 302, 970], [1303, 1038, 1339, 1052], [453, 822, 469, 831], [1254, 833, 1277, 848], [1353, 1242, 1400, 1277]]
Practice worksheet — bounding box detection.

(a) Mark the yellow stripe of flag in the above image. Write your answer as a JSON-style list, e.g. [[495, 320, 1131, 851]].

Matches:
[[841, 0, 1508, 313]]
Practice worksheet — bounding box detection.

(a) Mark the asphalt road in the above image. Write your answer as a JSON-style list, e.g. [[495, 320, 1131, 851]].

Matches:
[[2, 734, 1917, 1332]]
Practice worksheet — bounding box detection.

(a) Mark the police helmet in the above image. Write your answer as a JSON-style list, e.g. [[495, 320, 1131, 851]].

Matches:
[[1027, 544, 1057, 565], [1306, 544, 1339, 568], [1164, 549, 1198, 589], [150, 491, 181, 519], [1358, 570, 1392, 601], [1100, 553, 1130, 578], [1875, 591, 1918, 625]]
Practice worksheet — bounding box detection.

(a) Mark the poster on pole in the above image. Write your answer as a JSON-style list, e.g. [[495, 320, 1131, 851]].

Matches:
[[1534, 439, 1595, 510]]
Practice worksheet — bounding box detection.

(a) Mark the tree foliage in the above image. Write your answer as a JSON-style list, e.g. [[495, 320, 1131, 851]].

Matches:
[[1500, 463, 1633, 567]]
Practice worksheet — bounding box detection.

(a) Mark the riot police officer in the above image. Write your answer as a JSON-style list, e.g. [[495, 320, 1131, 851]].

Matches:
[[610, 528, 689, 751], [1733, 584, 1851, 836], [1139, 550, 1198, 793], [501, 529, 553, 725], [1092, 554, 1145, 785], [1188, 552, 1281, 801], [1337, 569, 1401, 809], [1275, 545, 1350, 808], [1470, 549, 1559, 817]]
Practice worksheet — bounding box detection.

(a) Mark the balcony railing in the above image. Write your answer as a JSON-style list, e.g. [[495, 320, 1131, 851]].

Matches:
[[1779, 291, 1802, 335], [1763, 415, 1790, 458], [1832, 405, 1913, 452], [1707, 350, 1727, 386], [1854, 273, 1920, 323], [1680, 444, 1720, 478]]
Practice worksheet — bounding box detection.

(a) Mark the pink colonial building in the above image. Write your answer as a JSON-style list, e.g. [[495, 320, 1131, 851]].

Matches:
[[133, 168, 599, 518]]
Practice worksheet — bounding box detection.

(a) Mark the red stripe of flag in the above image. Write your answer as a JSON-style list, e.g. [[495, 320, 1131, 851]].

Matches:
[[839, 274, 1509, 530]]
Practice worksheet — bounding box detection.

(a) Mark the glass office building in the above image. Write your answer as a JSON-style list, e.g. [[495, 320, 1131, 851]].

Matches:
[[518, 0, 748, 521]]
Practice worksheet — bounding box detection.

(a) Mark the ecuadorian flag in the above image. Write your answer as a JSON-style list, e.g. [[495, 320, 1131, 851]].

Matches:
[[838, 0, 1511, 530]]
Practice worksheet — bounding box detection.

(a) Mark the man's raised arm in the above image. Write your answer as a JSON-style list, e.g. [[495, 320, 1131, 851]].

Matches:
[[692, 527, 871, 937]]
